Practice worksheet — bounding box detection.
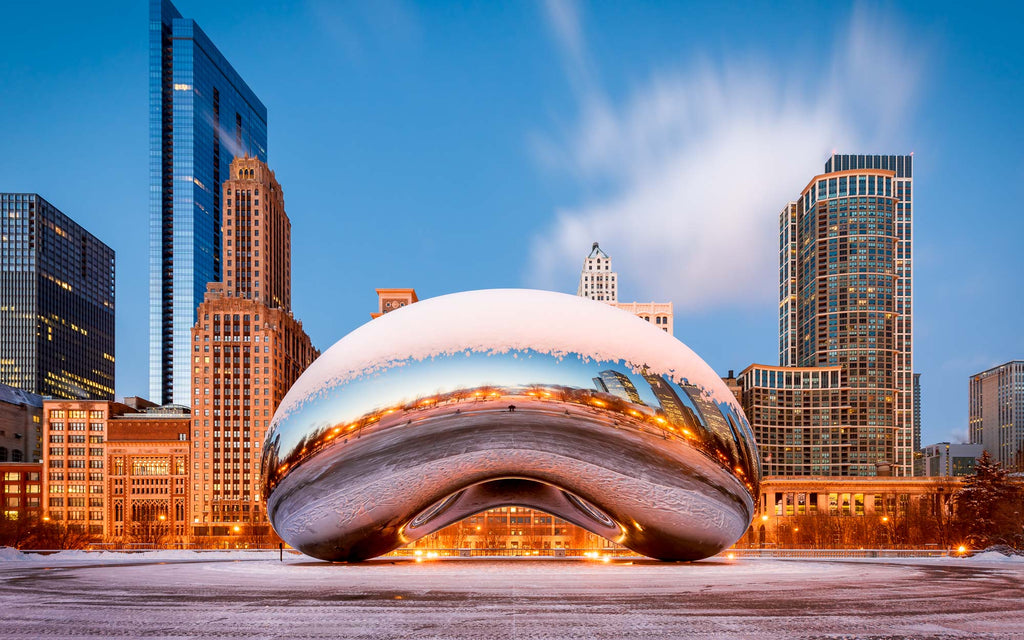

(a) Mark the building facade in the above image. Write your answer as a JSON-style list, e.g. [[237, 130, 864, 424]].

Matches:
[[920, 442, 983, 477], [611, 302, 674, 334], [738, 365, 855, 476], [577, 242, 617, 302], [751, 475, 959, 548], [1, 462, 43, 522], [777, 154, 914, 475], [969, 360, 1024, 471], [42, 398, 190, 541], [149, 0, 269, 406], [191, 157, 317, 541], [0, 384, 43, 463], [371, 288, 418, 319], [0, 194, 115, 400]]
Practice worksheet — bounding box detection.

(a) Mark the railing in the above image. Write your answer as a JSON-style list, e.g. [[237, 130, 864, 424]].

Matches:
[[12, 547, 954, 558]]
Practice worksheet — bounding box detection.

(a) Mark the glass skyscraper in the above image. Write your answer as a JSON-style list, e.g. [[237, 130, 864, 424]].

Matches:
[[149, 0, 267, 405], [0, 194, 115, 399]]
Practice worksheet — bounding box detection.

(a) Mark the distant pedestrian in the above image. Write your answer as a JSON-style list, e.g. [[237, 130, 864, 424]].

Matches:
[[508, 404, 516, 413]]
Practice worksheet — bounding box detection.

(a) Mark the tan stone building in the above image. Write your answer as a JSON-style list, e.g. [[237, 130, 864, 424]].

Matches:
[[749, 475, 960, 549], [190, 157, 317, 542]]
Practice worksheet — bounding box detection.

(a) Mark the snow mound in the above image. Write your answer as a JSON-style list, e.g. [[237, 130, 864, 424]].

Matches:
[[0, 546, 26, 561]]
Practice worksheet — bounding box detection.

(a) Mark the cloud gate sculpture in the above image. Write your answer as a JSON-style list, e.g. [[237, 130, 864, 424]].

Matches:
[[262, 289, 759, 561]]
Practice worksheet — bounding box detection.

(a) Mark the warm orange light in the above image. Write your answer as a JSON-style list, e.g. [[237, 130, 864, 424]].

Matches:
[[159, 514, 166, 521], [793, 527, 799, 533], [233, 525, 240, 533], [881, 516, 889, 523], [761, 515, 768, 522], [957, 545, 967, 554], [726, 552, 735, 560]]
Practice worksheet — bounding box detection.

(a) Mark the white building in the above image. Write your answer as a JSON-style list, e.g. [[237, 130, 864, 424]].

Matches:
[[577, 243, 617, 302], [576, 243, 673, 333]]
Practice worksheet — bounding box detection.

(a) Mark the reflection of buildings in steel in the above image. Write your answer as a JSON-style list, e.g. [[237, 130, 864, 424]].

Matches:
[[262, 290, 758, 563], [593, 369, 642, 404], [642, 373, 702, 433]]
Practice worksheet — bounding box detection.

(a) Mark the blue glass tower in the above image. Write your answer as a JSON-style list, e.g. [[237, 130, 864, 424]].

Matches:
[[149, 0, 267, 405]]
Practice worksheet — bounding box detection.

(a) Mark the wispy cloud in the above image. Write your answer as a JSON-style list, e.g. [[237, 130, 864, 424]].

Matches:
[[529, 4, 923, 311], [310, 0, 420, 63]]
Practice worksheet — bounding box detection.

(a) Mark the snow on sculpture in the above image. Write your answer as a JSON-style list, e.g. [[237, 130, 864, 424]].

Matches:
[[261, 289, 759, 561]]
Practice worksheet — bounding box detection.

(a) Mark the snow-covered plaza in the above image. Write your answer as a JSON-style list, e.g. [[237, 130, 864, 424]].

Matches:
[[1, 550, 1022, 639]]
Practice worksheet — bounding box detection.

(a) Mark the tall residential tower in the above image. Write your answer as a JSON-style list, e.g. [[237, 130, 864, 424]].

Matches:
[[771, 153, 914, 476], [149, 0, 268, 406], [0, 194, 114, 400]]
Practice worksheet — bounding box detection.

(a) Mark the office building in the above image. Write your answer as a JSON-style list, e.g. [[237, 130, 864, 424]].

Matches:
[[0, 194, 115, 400], [190, 157, 317, 541], [969, 360, 1024, 470], [777, 153, 914, 475], [920, 442, 983, 477], [42, 398, 190, 542], [0, 384, 43, 463], [149, 0, 268, 406]]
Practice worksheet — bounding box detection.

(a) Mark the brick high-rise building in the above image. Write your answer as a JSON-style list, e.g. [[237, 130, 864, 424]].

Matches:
[[774, 153, 914, 476], [190, 157, 317, 540], [0, 193, 115, 400]]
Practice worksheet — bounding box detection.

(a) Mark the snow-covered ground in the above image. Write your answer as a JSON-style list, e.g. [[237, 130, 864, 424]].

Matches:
[[1, 550, 1022, 639]]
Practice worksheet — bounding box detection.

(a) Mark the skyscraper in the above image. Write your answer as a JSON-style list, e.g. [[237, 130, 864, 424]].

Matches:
[[577, 242, 617, 302], [0, 194, 115, 400], [969, 360, 1024, 471], [777, 153, 914, 476], [149, 0, 268, 406], [576, 243, 674, 332], [190, 157, 317, 540]]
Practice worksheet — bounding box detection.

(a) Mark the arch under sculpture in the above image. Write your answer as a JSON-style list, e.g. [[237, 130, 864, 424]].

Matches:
[[262, 289, 759, 561]]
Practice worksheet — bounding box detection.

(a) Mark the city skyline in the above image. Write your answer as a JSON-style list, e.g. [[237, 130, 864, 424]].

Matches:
[[1, 1, 1022, 448]]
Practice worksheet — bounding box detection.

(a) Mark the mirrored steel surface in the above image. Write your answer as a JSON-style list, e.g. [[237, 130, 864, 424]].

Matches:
[[262, 289, 759, 561]]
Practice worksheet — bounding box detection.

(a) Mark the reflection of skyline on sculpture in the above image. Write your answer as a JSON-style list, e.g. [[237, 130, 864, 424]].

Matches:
[[261, 289, 759, 563], [263, 348, 759, 492]]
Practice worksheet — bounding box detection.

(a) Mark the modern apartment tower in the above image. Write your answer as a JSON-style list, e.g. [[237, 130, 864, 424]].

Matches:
[[149, 0, 268, 406], [776, 153, 914, 476], [190, 157, 317, 540], [0, 194, 115, 400], [969, 360, 1024, 471]]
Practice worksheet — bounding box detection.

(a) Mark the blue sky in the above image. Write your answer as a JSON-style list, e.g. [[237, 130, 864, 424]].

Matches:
[[0, 1, 1021, 446]]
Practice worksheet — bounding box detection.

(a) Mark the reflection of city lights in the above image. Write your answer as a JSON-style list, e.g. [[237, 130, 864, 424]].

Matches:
[[414, 550, 423, 556]]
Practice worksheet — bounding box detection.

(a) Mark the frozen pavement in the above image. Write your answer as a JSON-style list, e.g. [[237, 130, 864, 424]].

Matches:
[[1, 551, 1023, 639]]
